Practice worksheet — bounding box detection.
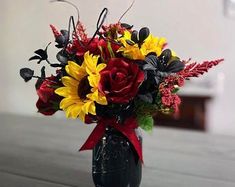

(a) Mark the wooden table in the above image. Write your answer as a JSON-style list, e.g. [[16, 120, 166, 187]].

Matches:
[[0, 113, 235, 187]]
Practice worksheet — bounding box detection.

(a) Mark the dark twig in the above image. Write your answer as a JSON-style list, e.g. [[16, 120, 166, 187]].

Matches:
[[118, 0, 135, 22], [88, 8, 108, 46]]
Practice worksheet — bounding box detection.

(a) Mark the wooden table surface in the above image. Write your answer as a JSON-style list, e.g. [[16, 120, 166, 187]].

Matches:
[[0, 113, 235, 187]]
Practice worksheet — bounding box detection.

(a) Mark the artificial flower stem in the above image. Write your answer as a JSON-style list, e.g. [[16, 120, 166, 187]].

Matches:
[[46, 59, 52, 65], [32, 76, 43, 79], [98, 46, 105, 63], [107, 41, 115, 58]]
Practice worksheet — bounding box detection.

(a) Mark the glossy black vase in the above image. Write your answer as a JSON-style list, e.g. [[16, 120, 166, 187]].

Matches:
[[92, 127, 142, 187]]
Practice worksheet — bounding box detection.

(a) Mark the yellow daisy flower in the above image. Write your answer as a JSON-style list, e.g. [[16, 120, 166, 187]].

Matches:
[[55, 52, 107, 121], [118, 30, 167, 60]]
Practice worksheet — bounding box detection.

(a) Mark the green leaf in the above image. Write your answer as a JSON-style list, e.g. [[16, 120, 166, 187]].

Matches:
[[172, 87, 180, 93], [137, 115, 154, 132], [134, 99, 157, 116]]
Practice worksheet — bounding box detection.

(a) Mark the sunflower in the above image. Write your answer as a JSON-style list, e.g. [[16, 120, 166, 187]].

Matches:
[[55, 51, 107, 121], [118, 30, 167, 60]]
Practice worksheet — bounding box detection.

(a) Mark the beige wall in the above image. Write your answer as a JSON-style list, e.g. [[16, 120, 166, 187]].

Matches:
[[0, 0, 234, 135]]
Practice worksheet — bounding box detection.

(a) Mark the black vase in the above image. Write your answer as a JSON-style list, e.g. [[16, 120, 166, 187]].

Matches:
[[92, 127, 142, 187]]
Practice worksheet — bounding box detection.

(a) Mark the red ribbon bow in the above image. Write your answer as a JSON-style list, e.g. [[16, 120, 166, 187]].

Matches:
[[79, 116, 143, 163]]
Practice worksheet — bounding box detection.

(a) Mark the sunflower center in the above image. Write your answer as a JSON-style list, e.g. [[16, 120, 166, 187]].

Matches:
[[77, 76, 91, 100]]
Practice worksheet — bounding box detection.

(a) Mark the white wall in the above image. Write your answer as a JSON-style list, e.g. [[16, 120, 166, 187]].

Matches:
[[0, 0, 234, 135]]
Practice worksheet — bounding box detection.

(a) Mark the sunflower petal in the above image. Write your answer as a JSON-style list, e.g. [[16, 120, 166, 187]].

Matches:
[[62, 76, 78, 87], [55, 87, 78, 97], [87, 89, 98, 101], [71, 104, 83, 118], [97, 63, 107, 72], [79, 110, 86, 122], [65, 105, 74, 118], [89, 102, 96, 115], [97, 94, 108, 105], [60, 97, 78, 109], [55, 87, 70, 97], [68, 61, 80, 70], [82, 101, 93, 114], [88, 74, 99, 88], [66, 61, 86, 80], [84, 52, 100, 75]]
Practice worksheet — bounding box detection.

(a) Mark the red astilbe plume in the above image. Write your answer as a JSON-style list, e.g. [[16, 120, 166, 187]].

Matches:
[[158, 75, 184, 114], [74, 21, 88, 42], [50, 24, 61, 38], [178, 59, 224, 79], [158, 58, 223, 114]]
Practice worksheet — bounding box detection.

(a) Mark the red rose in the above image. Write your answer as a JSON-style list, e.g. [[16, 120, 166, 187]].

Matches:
[[36, 76, 62, 115], [99, 58, 144, 104]]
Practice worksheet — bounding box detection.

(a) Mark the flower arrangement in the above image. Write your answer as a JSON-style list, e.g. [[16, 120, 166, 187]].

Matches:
[[20, 2, 223, 162]]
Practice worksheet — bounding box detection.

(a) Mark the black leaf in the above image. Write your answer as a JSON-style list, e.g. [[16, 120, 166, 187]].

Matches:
[[138, 93, 153, 103], [50, 64, 64, 67], [29, 55, 41, 61], [145, 55, 158, 68], [131, 30, 138, 43], [29, 43, 50, 64], [121, 23, 133, 30], [159, 49, 172, 65], [154, 76, 161, 85], [56, 50, 68, 64], [35, 67, 45, 89], [20, 68, 34, 82], [55, 44, 63, 48], [41, 66, 46, 79], [55, 30, 69, 48], [139, 27, 150, 43], [35, 49, 48, 61], [143, 63, 156, 71], [156, 71, 170, 78], [55, 35, 66, 46], [34, 49, 47, 58], [61, 30, 69, 40], [166, 60, 185, 73]]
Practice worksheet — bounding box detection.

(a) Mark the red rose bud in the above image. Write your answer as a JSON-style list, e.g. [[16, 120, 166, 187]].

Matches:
[[36, 76, 57, 103], [36, 76, 62, 116], [36, 97, 60, 116], [99, 58, 144, 104]]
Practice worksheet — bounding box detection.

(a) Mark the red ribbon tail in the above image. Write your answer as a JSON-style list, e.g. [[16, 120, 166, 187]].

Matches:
[[126, 130, 143, 163], [117, 128, 144, 163], [79, 122, 106, 151]]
